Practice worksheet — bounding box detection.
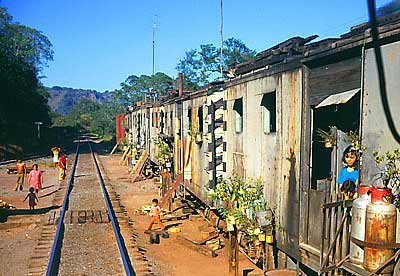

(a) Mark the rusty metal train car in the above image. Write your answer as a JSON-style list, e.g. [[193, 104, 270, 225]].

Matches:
[[123, 12, 400, 275]]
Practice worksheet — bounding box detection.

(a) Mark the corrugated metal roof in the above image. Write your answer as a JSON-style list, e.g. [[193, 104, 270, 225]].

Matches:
[[315, 88, 360, 108]]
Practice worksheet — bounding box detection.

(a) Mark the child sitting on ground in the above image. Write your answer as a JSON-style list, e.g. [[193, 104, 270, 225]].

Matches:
[[23, 187, 39, 210], [147, 198, 164, 231]]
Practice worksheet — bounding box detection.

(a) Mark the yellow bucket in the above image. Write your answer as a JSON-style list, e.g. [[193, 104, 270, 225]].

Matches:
[[265, 235, 274, 243]]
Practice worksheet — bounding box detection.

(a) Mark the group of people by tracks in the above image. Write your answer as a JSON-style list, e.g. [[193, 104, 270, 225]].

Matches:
[[11, 146, 68, 210]]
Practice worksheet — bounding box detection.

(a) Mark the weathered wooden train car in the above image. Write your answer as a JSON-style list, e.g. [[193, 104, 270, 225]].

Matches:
[[123, 11, 400, 275], [300, 13, 400, 275], [223, 11, 400, 274], [224, 35, 321, 270], [125, 81, 225, 202]]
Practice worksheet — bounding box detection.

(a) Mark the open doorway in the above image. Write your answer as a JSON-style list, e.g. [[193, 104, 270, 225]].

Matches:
[[310, 93, 360, 191]]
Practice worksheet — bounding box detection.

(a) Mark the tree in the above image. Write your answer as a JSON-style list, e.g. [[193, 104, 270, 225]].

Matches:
[[0, 7, 53, 71], [115, 72, 174, 104], [0, 7, 53, 154], [176, 38, 256, 89]]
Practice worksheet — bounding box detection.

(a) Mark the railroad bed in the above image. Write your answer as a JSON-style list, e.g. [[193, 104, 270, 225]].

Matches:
[[45, 141, 136, 276]]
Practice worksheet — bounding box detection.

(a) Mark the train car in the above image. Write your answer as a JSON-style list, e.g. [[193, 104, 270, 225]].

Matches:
[[223, 11, 400, 274], [224, 36, 321, 269], [122, 11, 400, 275]]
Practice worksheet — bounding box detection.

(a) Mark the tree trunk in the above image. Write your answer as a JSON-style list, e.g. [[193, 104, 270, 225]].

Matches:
[[228, 227, 239, 276]]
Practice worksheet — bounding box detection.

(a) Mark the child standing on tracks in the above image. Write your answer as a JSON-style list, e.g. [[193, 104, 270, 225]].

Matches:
[[58, 153, 67, 181], [51, 146, 61, 168], [23, 187, 39, 210], [15, 159, 26, 191], [27, 164, 43, 194], [147, 198, 164, 231]]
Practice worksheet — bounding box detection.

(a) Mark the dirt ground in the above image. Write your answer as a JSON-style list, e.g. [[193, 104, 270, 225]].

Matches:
[[0, 154, 262, 276], [0, 158, 62, 276], [99, 154, 261, 276]]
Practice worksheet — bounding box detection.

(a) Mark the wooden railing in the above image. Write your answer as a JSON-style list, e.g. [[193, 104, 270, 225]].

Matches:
[[319, 199, 353, 275]]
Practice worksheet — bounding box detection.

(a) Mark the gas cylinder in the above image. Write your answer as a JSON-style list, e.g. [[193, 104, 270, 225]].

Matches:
[[350, 185, 370, 264], [364, 187, 397, 274]]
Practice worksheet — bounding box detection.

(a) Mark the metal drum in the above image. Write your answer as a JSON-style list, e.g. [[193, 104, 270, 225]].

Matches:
[[350, 185, 370, 264], [364, 187, 397, 274]]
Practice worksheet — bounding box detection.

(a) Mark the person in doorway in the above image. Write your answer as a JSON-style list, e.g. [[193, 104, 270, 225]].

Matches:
[[15, 159, 26, 191], [338, 146, 359, 199], [23, 187, 39, 210], [27, 164, 43, 194], [58, 153, 67, 181], [147, 198, 164, 231], [51, 147, 61, 168]]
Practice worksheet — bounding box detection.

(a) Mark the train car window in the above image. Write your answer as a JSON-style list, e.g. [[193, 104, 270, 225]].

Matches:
[[233, 98, 243, 133], [261, 92, 276, 133]]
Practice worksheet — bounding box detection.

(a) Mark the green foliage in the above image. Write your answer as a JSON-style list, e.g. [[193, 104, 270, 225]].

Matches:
[[56, 98, 124, 137], [372, 148, 400, 187], [176, 38, 256, 89], [116, 72, 173, 104], [0, 7, 53, 71], [152, 137, 173, 164], [343, 130, 361, 150], [316, 126, 337, 145], [207, 176, 270, 238], [0, 7, 53, 151]]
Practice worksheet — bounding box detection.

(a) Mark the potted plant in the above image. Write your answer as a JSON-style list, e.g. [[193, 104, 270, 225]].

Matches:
[[316, 126, 337, 148], [372, 148, 400, 207], [373, 148, 400, 186], [207, 176, 271, 275]]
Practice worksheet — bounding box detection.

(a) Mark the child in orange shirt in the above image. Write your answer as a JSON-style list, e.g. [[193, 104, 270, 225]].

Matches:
[[147, 198, 164, 231]]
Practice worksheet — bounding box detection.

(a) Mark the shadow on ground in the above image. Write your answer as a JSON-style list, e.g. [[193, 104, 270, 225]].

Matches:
[[0, 205, 61, 223]]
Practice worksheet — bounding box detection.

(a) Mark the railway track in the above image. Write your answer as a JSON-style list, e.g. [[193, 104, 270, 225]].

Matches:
[[25, 140, 153, 276]]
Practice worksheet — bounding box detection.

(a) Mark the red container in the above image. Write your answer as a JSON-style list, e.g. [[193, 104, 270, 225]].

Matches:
[[370, 187, 391, 203]]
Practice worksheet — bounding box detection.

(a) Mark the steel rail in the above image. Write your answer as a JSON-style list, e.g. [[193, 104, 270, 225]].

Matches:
[[88, 142, 135, 275], [46, 141, 80, 276]]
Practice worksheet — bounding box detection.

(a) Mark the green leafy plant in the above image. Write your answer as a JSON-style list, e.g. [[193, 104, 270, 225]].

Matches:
[[316, 126, 337, 147], [152, 137, 172, 164], [207, 176, 271, 238], [344, 130, 361, 151], [372, 148, 400, 187], [188, 123, 199, 137]]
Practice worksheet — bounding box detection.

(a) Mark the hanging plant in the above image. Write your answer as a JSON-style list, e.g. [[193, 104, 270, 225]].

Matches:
[[316, 126, 337, 148]]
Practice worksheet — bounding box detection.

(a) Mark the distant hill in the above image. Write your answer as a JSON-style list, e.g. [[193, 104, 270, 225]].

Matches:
[[47, 86, 113, 115]]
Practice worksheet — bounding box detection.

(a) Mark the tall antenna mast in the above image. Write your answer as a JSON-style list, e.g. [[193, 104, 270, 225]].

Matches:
[[152, 15, 157, 77], [219, 0, 223, 79]]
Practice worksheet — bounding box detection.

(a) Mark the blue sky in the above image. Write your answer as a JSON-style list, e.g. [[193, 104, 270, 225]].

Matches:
[[2, 0, 392, 92]]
